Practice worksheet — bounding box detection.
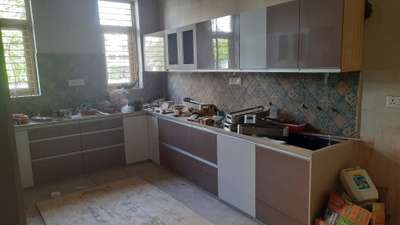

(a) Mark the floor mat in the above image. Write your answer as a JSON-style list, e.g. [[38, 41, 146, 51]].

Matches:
[[37, 177, 215, 225]]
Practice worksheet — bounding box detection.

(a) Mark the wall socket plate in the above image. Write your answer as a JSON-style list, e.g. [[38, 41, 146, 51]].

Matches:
[[68, 79, 85, 87], [229, 77, 242, 86], [386, 96, 400, 108]]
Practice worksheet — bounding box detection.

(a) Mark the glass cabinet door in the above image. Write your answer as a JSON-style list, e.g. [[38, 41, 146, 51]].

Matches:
[[179, 25, 196, 69], [167, 32, 179, 67]]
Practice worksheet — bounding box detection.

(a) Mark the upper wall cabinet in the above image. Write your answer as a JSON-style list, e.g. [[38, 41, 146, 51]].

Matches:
[[166, 25, 197, 70], [196, 15, 240, 70], [267, 0, 300, 70], [144, 31, 166, 72], [299, 0, 365, 72]]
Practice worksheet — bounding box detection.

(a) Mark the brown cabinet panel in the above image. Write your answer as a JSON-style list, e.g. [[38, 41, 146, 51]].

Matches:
[[299, 0, 343, 69], [256, 146, 310, 225], [30, 136, 81, 160], [83, 146, 125, 174], [28, 123, 80, 140], [158, 119, 191, 151], [160, 143, 218, 195], [81, 129, 124, 150], [79, 117, 122, 133], [256, 199, 305, 225], [32, 154, 83, 185], [188, 128, 217, 164], [267, 0, 300, 69]]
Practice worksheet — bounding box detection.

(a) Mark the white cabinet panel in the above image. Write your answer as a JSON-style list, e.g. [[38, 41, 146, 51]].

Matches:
[[217, 134, 255, 217], [147, 116, 159, 164], [15, 131, 34, 188], [124, 115, 149, 164]]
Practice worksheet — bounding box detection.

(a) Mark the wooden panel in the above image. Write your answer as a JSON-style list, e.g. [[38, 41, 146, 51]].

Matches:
[[79, 117, 123, 133], [299, 0, 343, 69], [188, 128, 217, 163], [81, 129, 124, 150], [83, 145, 125, 174], [28, 123, 80, 140], [256, 199, 305, 225], [160, 143, 218, 195], [267, 0, 299, 69], [32, 154, 83, 185], [256, 146, 310, 225], [30, 136, 81, 160], [341, 0, 365, 72], [158, 119, 191, 151]]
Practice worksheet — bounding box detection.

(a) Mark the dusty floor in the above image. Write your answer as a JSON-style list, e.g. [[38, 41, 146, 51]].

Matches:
[[24, 162, 260, 225]]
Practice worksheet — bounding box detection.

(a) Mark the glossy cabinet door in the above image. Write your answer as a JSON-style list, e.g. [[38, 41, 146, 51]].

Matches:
[[15, 131, 34, 188], [299, 0, 343, 69], [124, 115, 149, 164], [196, 15, 240, 70], [240, 8, 267, 69], [166, 25, 196, 70], [147, 116, 160, 164], [166, 31, 179, 69], [256, 145, 310, 225], [267, 0, 300, 69]]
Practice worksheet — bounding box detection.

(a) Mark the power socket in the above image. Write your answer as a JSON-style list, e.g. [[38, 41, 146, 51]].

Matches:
[[229, 77, 242, 86], [386, 96, 400, 108], [68, 79, 85, 87]]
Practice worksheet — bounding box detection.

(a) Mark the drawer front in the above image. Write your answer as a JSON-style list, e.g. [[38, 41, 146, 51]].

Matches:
[[256, 146, 310, 225], [256, 199, 305, 225], [158, 119, 191, 151], [160, 143, 218, 195], [28, 123, 80, 140], [81, 129, 124, 150], [80, 117, 123, 133], [32, 154, 83, 185], [189, 128, 217, 164], [30, 136, 81, 160], [83, 145, 125, 174]]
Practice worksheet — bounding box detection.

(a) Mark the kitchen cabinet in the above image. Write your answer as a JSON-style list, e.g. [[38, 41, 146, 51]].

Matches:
[[239, 8, 267, 69], [166, 25, 197, 70], [196, 15, 240, 70], [15, 130, 34, 188], [217, 134, 256, 216], [159, 118, 191, 152], [267, 0, 300, 69], [147, 116, 160, 164], [256, 145, 310, 225], [299, 0, 365, 71], [83, 145, 125, 174], [124, 115, 149, 164], [144, 31, 166, 72]]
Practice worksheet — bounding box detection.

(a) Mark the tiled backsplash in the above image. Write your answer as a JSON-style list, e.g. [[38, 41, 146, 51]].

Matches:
[[167, 72, 360, 137]]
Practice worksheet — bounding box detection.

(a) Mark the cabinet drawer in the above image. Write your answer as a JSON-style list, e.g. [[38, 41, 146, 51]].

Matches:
[[30, 136, 81, 160], [28, 123, 80, 140], [160, 143, 218, 195], [158, 119, 191, 151], [256, 199, 305, 225], [81, 129, 124, 150], [80, 117, 122, 133], [83, 145, 125, 174], [189, 128, 217, 164], [256, 146, 310, 225], [32, 154, 83, 185]]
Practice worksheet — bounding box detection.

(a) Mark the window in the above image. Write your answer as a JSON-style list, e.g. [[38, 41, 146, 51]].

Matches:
[[144, 35, 165, 71], [0, 0, 39, 97], [98, 0, 139, 86]]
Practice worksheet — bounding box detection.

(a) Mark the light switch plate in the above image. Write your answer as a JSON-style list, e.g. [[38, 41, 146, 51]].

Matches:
[[229, 77, 242, 86], [68, 79, 85, 87], [386, 96, 400, 108]]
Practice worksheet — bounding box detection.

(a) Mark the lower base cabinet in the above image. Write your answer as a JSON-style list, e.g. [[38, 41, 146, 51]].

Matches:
[[159, 143, 218, 195], [83, 145, 125, 174], [124, 115, 149, 164]]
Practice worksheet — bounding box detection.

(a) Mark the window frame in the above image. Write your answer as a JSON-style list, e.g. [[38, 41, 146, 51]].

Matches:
[[0, 0, 40, 98], [98, 0, 142, 89]]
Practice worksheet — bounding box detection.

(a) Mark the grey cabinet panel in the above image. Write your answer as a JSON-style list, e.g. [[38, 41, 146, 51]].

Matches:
[[28, 123, 80, 140], [267, 0, 300, 69], [299, 0, 343, 69], [182, 30, 195, 65], [32, 154, 83, 185], [196, 20, 215, 69], [167, 33, 179, 66], [83, 146, 125, 174], [30, 136, 81, 160], [189, 128, 217, 164], [256, 199, 305, 225], [240, 8, 267, 69], [158, 119, 191, 151], [81, 129, 124, 150], [160, 143, 218, 195], [256, 146, 310, 225], [79, 117, 122, 133]]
